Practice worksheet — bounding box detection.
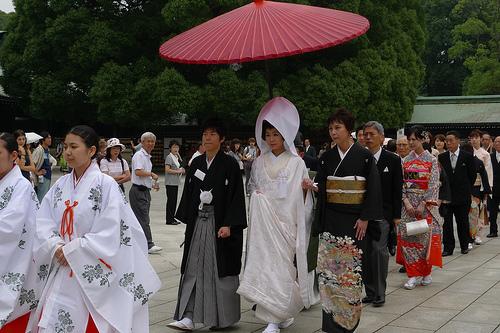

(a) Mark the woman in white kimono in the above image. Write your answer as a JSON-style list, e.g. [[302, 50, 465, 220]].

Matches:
[[27, 125, 161, 333], [237, 97, 318, 333], [0, 133, 40, 332]]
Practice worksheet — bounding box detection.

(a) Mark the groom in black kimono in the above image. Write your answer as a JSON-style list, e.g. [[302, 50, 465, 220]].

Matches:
[[168, 118, 247, 330]]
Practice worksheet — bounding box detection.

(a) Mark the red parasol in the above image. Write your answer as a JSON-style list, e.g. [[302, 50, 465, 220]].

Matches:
[[159, 0, 369, 65]]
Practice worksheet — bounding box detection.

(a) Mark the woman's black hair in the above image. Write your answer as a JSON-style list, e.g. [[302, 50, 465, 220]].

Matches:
[[406, 125, 426, 141], [13, 129, 28, 149], [67, 125, 99, 159], [169, 140, 180, 149], [261, 120, 283, 141], [327, 108, 356, 132], [0, 132, 18, 154], [201, 118, 226, 139], [105, 148, 123, 163], [230, 138, 241, 153]]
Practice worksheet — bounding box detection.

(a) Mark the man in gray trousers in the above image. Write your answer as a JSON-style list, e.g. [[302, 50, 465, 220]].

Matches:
[[362, 121, 403, 307], [129, 132, 163, 254]]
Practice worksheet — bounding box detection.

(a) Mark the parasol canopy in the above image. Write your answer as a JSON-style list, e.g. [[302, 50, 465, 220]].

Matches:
[[25, 132, 43, 144], [159, 0, 369, 64]]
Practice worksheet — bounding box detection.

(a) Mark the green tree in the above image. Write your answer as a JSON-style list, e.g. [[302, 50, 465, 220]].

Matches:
[[448, 0, 500, 94], [1, 0, 426, 130], [0, 10, 14, 30], [422, 0, 468, 96]]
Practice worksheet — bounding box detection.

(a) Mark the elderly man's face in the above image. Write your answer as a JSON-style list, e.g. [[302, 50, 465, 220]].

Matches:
[[482, 134, 492, 149], [363, 126, 384, 152], [494, 137, 500, 153], [397, 138, 409, 158], [142, 137, 156, 154]]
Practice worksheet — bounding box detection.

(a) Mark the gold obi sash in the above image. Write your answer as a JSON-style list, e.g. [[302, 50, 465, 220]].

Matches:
[[474, 173, 481, 187], [326, 176, 366, 204]]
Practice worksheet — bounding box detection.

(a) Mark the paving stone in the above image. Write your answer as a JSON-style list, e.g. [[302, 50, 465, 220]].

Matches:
[[436, 320, 497, 333], [390, 306, 459, 330], [454, 303, 500, 325]]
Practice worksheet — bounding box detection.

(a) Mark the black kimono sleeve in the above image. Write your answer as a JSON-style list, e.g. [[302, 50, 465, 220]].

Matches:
[[392, 156, 403, 220], [478, 160, 492, 195], [360, 155, 384, 221], [222, 160, 247, 229]]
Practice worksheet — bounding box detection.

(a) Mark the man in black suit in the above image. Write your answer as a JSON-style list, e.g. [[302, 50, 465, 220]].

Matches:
[[304, 138, 317, 158], [439, 131, 476, 255], [361, 121, 403, 307], [488, 136, 500, 237]]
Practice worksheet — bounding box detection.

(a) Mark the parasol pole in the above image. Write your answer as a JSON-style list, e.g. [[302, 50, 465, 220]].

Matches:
[[265, 60, 273, 100]]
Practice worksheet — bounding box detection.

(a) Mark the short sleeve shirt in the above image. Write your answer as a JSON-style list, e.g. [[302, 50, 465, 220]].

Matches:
[[131, 148, 152, 188], [100, 158, 129, 178]]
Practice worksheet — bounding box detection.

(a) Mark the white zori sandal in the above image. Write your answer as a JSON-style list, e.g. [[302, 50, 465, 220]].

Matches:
[[167, 318, 195, 331]]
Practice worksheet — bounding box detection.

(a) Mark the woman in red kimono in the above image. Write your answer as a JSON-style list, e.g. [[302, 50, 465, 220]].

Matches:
[[397, 125, 442, 290]]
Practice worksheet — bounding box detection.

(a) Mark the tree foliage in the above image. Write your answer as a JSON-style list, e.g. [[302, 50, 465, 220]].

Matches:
[[1, 0, 426, 130], [423, 0, 500, 96], [448, 0, 500, 95]]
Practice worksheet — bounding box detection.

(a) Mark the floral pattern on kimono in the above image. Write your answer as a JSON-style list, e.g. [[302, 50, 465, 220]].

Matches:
[[317, 233, 362, 331], [397, 151, 441, 277], [0, 166, 40, 329], [27, 162, 161, 333]]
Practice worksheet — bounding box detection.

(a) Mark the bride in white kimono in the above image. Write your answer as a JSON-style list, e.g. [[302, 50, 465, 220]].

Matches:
[[27, 125, 161, 333], [0, 133, 40, 332], [237, 97, 318, 333]]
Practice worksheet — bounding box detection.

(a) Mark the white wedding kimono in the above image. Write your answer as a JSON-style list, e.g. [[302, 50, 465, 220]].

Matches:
[[238, 151, 316, 322], [237, 97, 318, 324], [0, 165, 40, 328], [27, 162, 161, 333]]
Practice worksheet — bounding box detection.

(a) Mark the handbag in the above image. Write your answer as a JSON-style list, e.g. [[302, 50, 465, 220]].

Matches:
[[406, 219, 429, 236]]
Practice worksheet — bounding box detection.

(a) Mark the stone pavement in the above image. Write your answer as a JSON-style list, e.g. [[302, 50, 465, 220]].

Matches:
[[120, 176, 500, 333]]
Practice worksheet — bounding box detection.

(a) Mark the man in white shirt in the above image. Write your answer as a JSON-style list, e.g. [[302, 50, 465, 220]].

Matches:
[[188, 142, 205, 167], [129, 132, 162, 254], [469, 129, 493, 190]]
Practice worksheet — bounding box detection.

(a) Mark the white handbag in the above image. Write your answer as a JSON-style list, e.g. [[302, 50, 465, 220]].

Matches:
[[406, 219, 429, 236]]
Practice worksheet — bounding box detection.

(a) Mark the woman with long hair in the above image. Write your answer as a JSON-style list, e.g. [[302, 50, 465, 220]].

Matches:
[[13, 129, 38, 181]]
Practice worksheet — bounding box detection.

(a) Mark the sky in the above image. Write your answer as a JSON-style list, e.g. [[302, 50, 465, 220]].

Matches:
[[0, 0, 14, 13]]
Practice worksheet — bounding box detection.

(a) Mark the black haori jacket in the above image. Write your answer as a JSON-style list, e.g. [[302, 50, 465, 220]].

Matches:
[[176, 149, 247, 277]]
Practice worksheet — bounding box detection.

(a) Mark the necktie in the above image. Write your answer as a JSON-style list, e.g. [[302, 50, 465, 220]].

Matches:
[[451, 153, 457, 169]]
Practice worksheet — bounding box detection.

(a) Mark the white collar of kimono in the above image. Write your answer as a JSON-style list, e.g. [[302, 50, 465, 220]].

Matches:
[[337, 143, 354, 161], [255, 97, 300, 157], [268, 150, 290, 164], [0, 164, 21, 185], [71, 160, 101, 188]]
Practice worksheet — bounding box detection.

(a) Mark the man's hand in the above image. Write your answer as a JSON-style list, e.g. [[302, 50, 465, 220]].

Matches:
[[354, 219, 368, 240], [218, 227, 231, 238], [151, 172, 159, 180]]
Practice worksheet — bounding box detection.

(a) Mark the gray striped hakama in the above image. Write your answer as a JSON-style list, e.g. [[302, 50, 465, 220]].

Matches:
[[174, 205, 241, 328]]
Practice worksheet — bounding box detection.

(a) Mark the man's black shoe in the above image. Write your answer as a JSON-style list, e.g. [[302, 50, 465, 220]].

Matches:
[[372, 297, 385, 307], [461, 249, 469, 254], [487, 233, 498, 238], [442, 251, 453, 257], [388, 245, 396, 256], [362, 297, 373, 304], [399, 266, 406, 273]]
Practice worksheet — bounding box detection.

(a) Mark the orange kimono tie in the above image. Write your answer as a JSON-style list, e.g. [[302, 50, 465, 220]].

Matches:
[[61, 200, 78, 241]]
